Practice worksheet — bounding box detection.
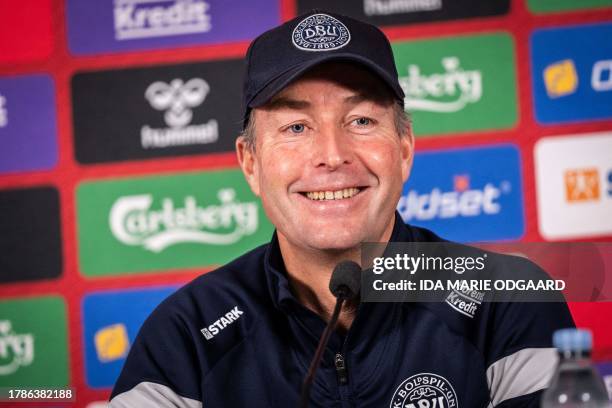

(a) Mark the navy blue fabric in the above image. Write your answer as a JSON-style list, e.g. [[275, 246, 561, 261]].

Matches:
[[111, 215, 574, 407]]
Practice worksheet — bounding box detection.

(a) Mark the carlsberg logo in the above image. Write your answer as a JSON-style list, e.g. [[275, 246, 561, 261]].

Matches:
[[109, 188, 258, 252], [399, 56, 482, 112], [0, 320, 34, 376]]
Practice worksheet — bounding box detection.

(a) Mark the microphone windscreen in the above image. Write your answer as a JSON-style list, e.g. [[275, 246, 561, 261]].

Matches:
[[329, 261, 362, 300]]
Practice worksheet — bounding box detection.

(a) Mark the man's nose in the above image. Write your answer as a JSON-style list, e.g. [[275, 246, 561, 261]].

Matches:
[[310, 125, 354, 170]]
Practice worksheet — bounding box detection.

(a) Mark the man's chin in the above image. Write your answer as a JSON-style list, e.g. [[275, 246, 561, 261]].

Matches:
[[302, 233, 365, 254]]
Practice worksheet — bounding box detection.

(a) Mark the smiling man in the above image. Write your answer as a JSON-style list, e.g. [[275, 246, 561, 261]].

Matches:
[[236, 61, 411, 327], [110, 11, 574, 408]]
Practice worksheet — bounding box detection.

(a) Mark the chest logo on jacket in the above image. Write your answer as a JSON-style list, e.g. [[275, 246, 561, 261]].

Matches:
[[390, 373, 458, 408], [200, 306, 243, 340]]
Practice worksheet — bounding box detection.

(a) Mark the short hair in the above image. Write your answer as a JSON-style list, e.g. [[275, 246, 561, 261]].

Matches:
[[240, 100, 411, 151]]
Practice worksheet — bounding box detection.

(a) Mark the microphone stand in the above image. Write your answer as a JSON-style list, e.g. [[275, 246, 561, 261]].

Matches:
[[298, 288, 348, 408]]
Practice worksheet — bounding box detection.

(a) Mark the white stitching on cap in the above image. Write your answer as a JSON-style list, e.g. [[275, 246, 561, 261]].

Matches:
[[291, 14, 351, 52]]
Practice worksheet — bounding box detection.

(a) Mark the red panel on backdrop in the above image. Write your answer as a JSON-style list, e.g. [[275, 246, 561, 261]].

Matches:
[[0, 0, 54, 64]]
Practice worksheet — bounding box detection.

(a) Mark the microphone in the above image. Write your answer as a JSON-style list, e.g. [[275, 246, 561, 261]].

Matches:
[[298, 261, 361, 408], [329, 261, 361, 300]]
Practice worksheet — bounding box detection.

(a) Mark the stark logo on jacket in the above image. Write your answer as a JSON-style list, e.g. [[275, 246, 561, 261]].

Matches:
[[200, 306, 243, 340], [390, 373, 458, 408]]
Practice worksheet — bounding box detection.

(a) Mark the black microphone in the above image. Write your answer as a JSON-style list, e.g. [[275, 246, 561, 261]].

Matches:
[[298, 261, 361, 408]]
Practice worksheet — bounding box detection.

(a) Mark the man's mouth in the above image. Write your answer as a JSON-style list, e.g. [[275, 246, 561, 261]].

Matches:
[[303, 187, 362, 201]]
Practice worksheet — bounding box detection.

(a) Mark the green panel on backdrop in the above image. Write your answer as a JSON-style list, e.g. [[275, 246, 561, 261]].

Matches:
[[77, 169, 274, 277], [0, 296, 68, 387], [527, 0, 612, 13], [393, 32, 518, 137]]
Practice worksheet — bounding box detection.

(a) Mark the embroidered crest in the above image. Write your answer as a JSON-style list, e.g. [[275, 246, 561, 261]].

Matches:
[[390, 373, 458, 408], [292, 14, 351, 52]]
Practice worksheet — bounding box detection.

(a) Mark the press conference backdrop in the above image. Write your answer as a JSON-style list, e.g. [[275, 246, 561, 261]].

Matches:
[[1, 0, 612, 405]]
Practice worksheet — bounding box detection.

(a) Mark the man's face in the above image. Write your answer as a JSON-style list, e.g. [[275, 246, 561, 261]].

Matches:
[[237, 63, 413, 253]]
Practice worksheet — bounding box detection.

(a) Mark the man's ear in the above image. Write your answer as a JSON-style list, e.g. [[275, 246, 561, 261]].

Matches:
[[400, 129, 414, 182], [236, 136, 261, 197]]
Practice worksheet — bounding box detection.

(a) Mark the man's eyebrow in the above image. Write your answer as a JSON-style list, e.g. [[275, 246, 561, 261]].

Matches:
[[344, 92, 389, 106], [264, 97, 311, 111]]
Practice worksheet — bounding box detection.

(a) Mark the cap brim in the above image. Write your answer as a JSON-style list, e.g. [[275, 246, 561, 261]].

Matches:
[[248, 53, 405, 108]]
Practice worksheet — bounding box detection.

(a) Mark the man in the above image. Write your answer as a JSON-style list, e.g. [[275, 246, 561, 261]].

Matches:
[[110, 11, 573, 407]]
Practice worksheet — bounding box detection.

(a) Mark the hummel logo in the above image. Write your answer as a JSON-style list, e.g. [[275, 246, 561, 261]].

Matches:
[[200, 306, 243, 340]]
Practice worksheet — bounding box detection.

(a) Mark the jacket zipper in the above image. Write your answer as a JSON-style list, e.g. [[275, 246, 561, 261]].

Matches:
[[335, 353, 348, 385]]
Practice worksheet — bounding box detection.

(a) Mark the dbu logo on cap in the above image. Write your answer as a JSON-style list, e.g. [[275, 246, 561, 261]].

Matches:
[[292, 13, 351, 51], [531, 22, 612, 124], [82, 286, 178, 388], [398, 144, 525, 242]]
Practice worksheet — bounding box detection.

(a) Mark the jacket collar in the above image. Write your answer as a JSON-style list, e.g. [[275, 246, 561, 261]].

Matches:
[[263, 212, 416, 311]]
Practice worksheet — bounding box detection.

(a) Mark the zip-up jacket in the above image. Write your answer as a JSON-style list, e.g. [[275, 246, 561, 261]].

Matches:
[[110, 215, 574, 407]]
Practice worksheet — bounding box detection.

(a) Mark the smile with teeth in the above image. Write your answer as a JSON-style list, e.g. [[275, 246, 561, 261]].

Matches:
[[305, 188, 361, 201]]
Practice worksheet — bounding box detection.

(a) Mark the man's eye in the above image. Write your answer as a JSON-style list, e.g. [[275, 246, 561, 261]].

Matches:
[[289, 123, 305, 133], [354, 117, 371, 126]]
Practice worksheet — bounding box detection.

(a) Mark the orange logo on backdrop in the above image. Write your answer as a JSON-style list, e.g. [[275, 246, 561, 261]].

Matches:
[[453, 174, 470, 192], [564, 168, 600, 202]]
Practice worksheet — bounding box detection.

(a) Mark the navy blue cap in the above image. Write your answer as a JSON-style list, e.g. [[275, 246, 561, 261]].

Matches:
[[242, 11, 404, 127]]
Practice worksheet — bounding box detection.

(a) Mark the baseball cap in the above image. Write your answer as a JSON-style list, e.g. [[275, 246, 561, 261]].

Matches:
[[242, 10, 405, 127]]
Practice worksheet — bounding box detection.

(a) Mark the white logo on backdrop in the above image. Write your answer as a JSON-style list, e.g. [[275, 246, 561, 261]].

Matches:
[[142, 78, 218, 149], [364, 0, 442, 16], [399, 57, 482, 113], [592, 59, 612, 92], [0, 95, 7, 128], [145, 77, 208, 127], [397, 181, 511, 222], [109, 188, 259, 252], [0, 320, 34, 376], [114, 0, 211, 40]]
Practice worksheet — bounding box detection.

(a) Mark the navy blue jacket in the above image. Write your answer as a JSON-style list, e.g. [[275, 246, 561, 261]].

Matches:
[[110, 216, 574, 407]]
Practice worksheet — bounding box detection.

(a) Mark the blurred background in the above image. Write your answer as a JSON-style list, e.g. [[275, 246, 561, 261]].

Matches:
[[0, 0, 611, 405]]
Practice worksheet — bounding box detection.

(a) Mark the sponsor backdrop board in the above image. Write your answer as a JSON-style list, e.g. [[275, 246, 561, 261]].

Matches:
[[72, 59, 244, 164], [77, 169, 274, 276], [527, 0, 612, 14], [392, 33, 518, 136], [297, 0, 510, 26], [535, 131, 612, 240], [0, 0, 612, 405], [83, 286, 178, 388], [398, 144, 525, 242], [530, 22, 612, 125], [0, 296, 68, 387], [66, 0, 281, 55], [0, 187, 63, 284], [0, 74, 58, 174]]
